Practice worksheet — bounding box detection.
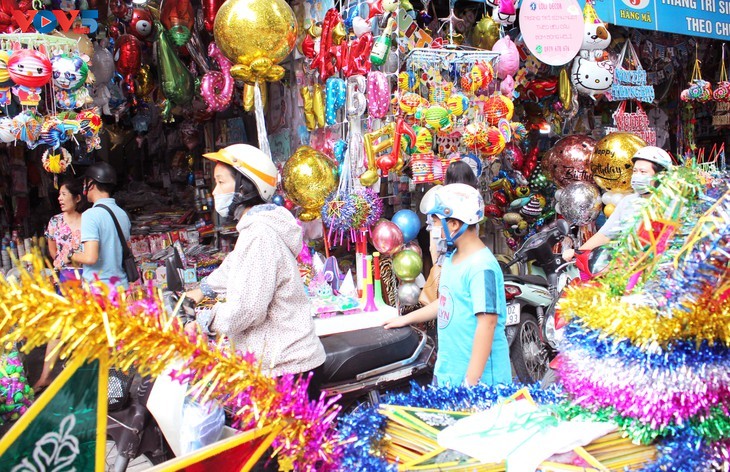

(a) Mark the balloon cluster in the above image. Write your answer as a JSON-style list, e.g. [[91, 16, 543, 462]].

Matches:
[[370, 210, 423, 305]]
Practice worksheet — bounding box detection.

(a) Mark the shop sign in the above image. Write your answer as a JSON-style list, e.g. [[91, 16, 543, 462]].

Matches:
[[519, 0, 585, 66], [12, 10, 98, 35], [591, 0, 730, 41]]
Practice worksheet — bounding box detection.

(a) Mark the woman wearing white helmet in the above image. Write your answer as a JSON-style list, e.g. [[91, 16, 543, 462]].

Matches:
[[564, 145, 673, 261], [385, 184, 512, 387], [184, 144, 325, 399]]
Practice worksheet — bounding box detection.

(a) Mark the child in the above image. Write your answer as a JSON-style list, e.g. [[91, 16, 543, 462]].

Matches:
[[384, 184, 511, 386]]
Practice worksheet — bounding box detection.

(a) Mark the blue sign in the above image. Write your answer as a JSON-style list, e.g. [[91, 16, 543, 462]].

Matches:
[[591, 0, 730, 41]]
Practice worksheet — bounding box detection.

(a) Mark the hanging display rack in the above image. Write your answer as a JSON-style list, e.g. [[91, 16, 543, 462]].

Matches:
[[405, 47, 501, 70], [0, 33, 79, 53]]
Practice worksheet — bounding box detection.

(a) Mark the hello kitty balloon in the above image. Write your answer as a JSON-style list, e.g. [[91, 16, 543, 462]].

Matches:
[[571, 56, 613, 100]]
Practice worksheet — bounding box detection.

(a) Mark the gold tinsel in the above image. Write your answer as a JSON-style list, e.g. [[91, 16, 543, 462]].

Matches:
[[0, 255, 341, 468], [560, 284, 730, 348]]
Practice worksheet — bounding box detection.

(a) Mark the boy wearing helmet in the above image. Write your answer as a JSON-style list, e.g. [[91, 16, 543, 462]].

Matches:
[[564, 146, 673, 261], [385, 184, 511, 387], [71, 162, 132, 287], [184, 144, 326, 399]]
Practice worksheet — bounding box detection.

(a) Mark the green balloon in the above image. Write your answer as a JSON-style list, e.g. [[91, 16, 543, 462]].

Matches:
[[156, 22, 193, 106], [166, 25, 192, 48], [393, 249, 423, 282]]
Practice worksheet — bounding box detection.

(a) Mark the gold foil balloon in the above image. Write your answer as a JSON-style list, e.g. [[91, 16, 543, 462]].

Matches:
[[243, 82, 267, 112], [283, 146, 337, 221], [472, 17, 499, 50], [213, 0, 298, 83], [559, 67, 572, 111], [591, 132, 646, 192], [135, 64, 155, 98]]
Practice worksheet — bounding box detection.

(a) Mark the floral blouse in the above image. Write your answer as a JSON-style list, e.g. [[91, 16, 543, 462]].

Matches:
[[45, 214, 81, 269]]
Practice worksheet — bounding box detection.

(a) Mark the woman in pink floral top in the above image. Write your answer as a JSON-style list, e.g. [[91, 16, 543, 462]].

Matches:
[[45, 178, 85, 274]]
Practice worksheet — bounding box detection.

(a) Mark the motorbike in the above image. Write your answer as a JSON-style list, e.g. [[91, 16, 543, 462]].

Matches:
[[106, 253, 189, 471], [541, 247, 611, 387], [501, 219, 577, 384], [108, 247, 434, 469]]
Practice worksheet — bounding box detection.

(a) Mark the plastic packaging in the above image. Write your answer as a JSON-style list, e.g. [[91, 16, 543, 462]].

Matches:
[[179, 397, 225, 454]]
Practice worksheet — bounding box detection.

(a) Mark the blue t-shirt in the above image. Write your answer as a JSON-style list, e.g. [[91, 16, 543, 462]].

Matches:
[[434, 247, 512, 387], [80, 198, 131, 287]]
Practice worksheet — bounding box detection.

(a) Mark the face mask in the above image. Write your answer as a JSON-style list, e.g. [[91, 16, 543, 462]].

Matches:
[[430, 226, 448, 255], [631, 174, 653, 194], [214, 192, 235, 218]]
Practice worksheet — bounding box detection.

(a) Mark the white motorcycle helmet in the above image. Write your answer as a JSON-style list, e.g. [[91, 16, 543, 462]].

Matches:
[[631, 146, 673, 171], [203, 144, 278, 202], [422, 183, 484, 246]]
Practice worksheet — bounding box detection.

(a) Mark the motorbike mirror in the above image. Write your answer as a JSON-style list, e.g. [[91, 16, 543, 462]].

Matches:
[[555, 219, 570, 236]]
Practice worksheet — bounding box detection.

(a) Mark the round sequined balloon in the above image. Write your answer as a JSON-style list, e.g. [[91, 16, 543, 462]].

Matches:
[[283, 146, 337, 221], [591, 132, 646, 192]]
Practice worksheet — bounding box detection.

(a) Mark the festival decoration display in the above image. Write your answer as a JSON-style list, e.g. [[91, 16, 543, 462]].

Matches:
[[556, 167, 729, 470], [605, 101, 657, 146], [0, 258, 343, 470], [608, 39, 655, 103], [590, 132, 646, 193], [681, 49, 713, 102], [0, 350, 33, 426], [283, 146, 338, 222]]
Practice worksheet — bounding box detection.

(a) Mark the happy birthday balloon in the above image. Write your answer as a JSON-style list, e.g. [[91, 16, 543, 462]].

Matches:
[[544, 135, 596, 188], [591, 132, 646, 192]]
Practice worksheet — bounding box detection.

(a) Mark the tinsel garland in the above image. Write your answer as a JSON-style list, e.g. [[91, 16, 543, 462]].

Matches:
[[559, 345, 730, 429], [600, 166, 703, 295], [0, 258, 342, 470], [559, 284, 730, 348]]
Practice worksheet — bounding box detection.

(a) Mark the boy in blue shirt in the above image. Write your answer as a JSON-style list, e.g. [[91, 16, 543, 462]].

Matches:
[[384, 184, 511, 386]]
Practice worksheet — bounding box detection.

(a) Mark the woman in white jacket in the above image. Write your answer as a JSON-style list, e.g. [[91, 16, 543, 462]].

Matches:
[[185, 144, 326, 400]]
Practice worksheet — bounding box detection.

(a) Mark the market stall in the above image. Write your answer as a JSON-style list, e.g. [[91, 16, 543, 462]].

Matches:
[[0, 0, 728, 469]]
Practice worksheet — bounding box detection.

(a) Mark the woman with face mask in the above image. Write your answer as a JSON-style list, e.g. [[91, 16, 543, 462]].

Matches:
[[184, 144, 326, 401], [563, 146, 673, 261]]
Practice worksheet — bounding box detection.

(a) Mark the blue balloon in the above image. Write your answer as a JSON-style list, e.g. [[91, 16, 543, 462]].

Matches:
[[391, 209, 421, 243], [272, 195, 285, 206]]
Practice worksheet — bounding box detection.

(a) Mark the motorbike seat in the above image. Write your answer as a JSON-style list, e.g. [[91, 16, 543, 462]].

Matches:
[[504, 274, 549, 287], [320, 326, 420, 383]]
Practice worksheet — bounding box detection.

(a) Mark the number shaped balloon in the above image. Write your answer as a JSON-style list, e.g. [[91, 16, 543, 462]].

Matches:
[[325, 77, 346, 126], [367, 71, 390, 119], [201, 42, 234, 112], [346, 75, 367, 118]]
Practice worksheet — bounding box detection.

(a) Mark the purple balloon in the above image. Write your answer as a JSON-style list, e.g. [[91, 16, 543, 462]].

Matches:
[[370, 219, 404, 256]]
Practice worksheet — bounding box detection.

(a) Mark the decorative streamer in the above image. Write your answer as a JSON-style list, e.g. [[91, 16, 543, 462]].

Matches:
[[254, 80, 272, 160], [0, 256, 342, 470]]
